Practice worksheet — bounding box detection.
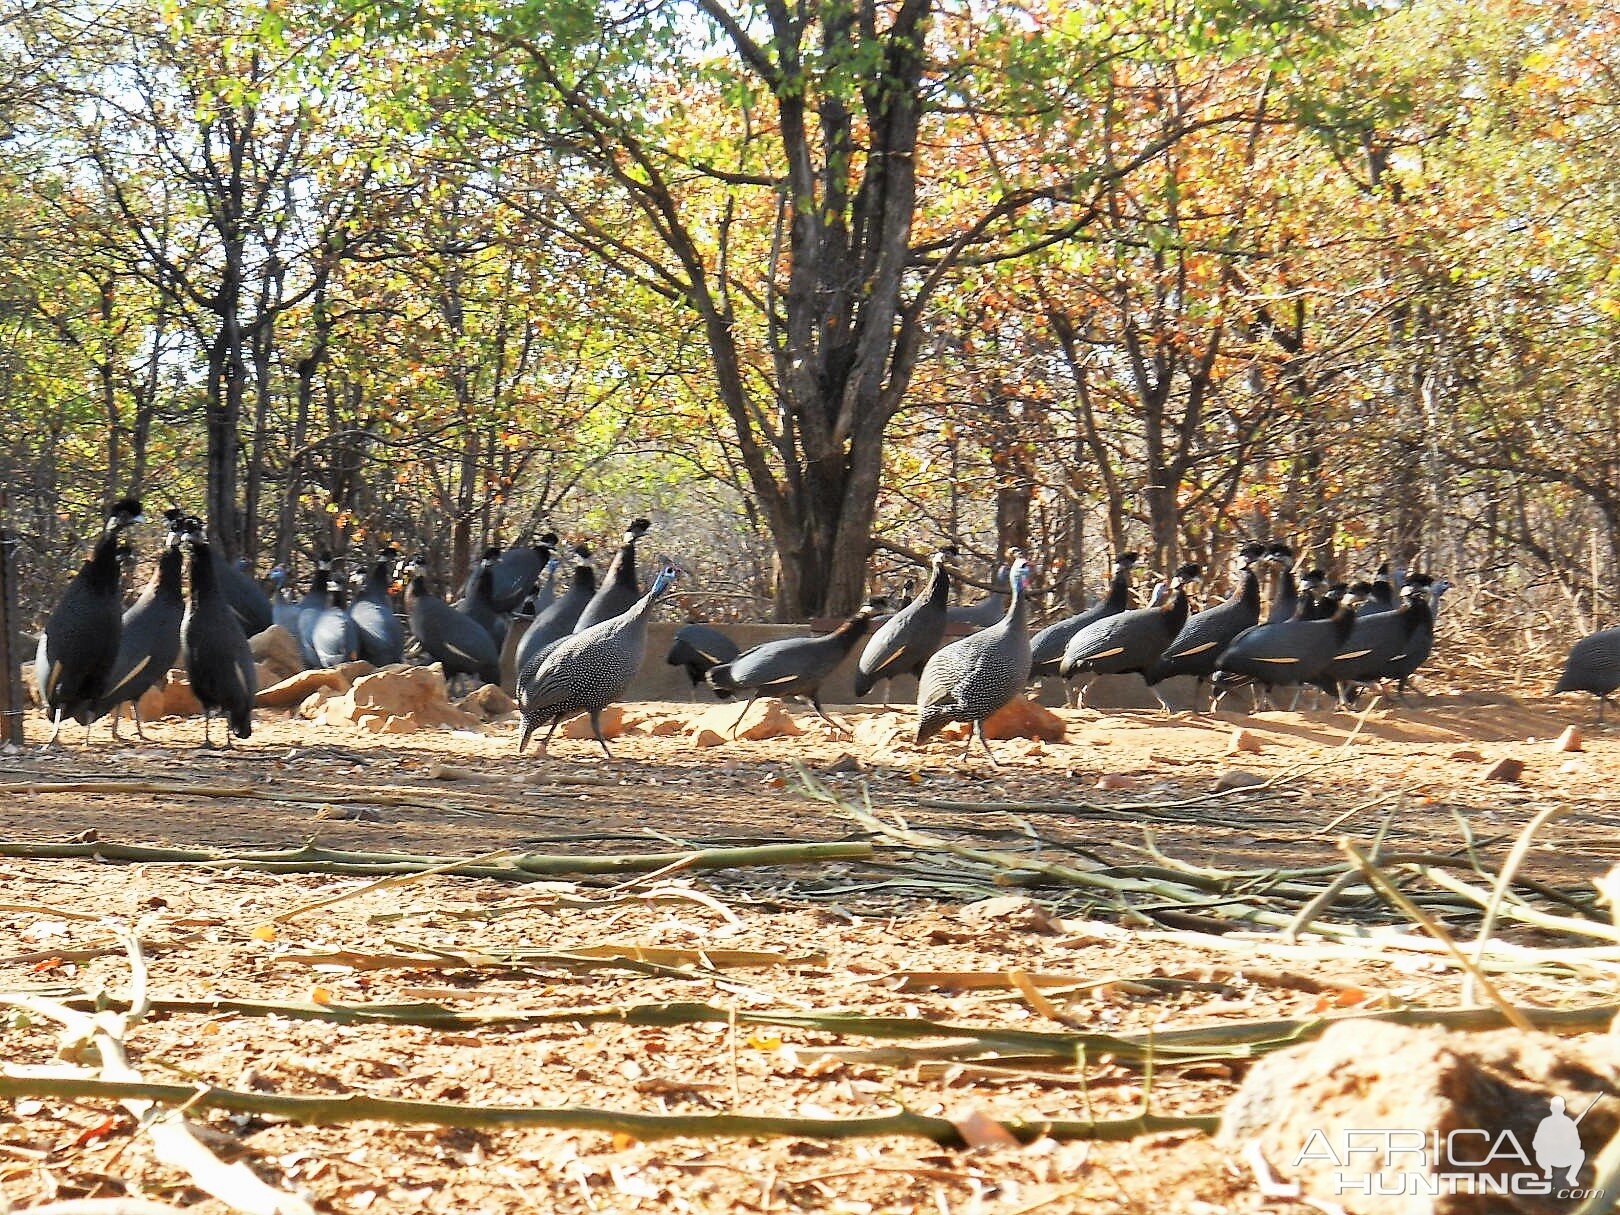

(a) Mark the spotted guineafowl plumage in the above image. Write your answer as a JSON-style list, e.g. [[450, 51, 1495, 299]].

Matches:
[[349, 552, 405, 666], [855, 546, 957, 703], [517, 566, 680, 758], [707, 600, 886, 734], [1556, 623, 1620, 722], [575, 518, 652, 633], [180, 520, 256, 746], [917, 555, 1033, 767], [1030, 551, 1139, 679], [93, 513, 188, 740], [514, 544, 596, 675], [34, 497, 144, 744]]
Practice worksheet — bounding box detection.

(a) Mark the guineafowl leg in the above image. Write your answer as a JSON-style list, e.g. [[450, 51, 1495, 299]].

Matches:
[[1151, 686, 1175, 716], [1074, 677, 1094, 710], [200, 708, 213, 748], [540, 717, 563, 755], [974, 721, 1002, 770], [1286, 686, 1303, 712], [45, 707, 64, 747], [108, 705, 123, 743], [809, 693, 848, 736], [589, 710, 614, 761], [133, 703, 149, 742], [1599, 697, 1610, 726], [730, 691, 760, 737]]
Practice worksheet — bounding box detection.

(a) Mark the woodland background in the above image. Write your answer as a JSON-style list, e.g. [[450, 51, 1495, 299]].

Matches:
[[0, 0, 1613, 642]]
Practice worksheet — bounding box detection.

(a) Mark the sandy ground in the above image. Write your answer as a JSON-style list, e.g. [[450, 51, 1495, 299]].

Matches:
[[1, 685, 1618, 1213]]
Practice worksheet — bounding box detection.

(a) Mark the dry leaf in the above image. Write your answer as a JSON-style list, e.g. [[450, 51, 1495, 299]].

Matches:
[[951, 1109, 1020, 1149], [250, 923, 277, 942]]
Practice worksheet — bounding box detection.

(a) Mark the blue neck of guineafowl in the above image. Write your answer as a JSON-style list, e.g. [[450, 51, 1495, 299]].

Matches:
[[1002, 576, 1029, 632]]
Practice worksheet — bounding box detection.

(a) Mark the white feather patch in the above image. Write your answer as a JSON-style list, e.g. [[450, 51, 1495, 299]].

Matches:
[[1255, 656, 1300, 664], [1081, 646, 1126, 661], [1172, 642, 1218, 657]]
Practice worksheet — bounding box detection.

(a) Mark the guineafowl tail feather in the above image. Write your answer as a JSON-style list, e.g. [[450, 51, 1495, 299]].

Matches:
[[706, 662, 737, 692], [229, 708, 252, 739], [853, 671, 875, 698], [916, 708, 952, 745]]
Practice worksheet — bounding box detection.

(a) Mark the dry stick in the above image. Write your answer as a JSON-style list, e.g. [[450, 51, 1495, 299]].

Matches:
[[4, 935, 312, 1215], [1286, 810, 1398, 942], [1338, 840, 1534, 1032], [0, 1071, 1214, 1144], [272, 848, 518, 923], [19, 1202, 194, 1215], [1466, 803, 1581, 1006]]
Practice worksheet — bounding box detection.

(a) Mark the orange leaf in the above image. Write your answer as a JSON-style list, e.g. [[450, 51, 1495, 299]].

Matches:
[[951, 1109, 1020, 1149]]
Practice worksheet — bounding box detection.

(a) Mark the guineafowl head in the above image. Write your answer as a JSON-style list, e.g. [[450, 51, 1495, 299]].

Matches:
[[1343, 580, 1374, 607], [316, 550, 333, 571], [1300, 568, 1328, 593], [1171, 562, 1201, 589], [1266, 544, 1295, 569], [481, 546, 501, 566], [105, 497, 144, 532], [535, 531, 559, 554], [1007, 554, 1033, 589], [1115, 550, 1141, 568], [650, 565, 681, 596], [572, 544, 592, 565], [626, 518, 652, 542], [1238, 542, 1266, 566], [933, 545, 959, 564]]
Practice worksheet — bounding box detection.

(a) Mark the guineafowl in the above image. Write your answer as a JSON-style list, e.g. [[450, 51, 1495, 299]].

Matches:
[[514, 544, 596, 675], [917, 555, 1033, 767], [855, 546, 957, 706], [349, 552, 405, 666], [268, 566, 301, 636], [666, 623, 741, 700], [180, 519, 256, 746], [1381, 576, 1450, 699], [532, 554, 561, 616], [490, 533, 559, 613], [1060, 563, 1202, 712], [1211, 582, 1372, 711], [1264, 545, 1302, 624], [1145, 545, 1268, 707], [296, 554, 335, 668], [1556, 622, 1620, 723], [575, 518, 652, 632], [310, 584, 360, 668], [707, 599, 886, 734], [456, 546, 507, 646], [215, 552, 273, 637], [1357, 561, 1397, 616], [1319, 576, 1434, 707], [94, 513, 188, 741], [34, 497, 143, 745], [1030, 551, 1140, 681], [517, 566, 680, 758], [402, 558, 502, 688], [946, 561, 1010, 628]]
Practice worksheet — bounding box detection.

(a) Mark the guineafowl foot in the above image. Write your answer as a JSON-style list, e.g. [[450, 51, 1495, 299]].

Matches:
[[972, 721, 1002, 770]]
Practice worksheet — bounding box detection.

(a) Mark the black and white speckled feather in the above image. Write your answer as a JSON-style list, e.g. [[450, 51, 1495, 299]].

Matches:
[[917, 557, 1033, 761], [515, 545, 596, 674], [517, 566, 680, 756]]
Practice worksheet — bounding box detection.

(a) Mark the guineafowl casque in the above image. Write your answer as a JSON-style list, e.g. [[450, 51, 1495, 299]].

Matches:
[[1145, 544, 1268, 708], [1030, 551, 1140, 682], [1060, 563, 1202, 712], [180, 519, 256, 746], [1211, 581, 1372, 711], [574, 518, 652, 633], [490, 533, 559, 614], [93, 511, 188, 741], [34, 497, 143, 745], [402, 557, 502, 688], [854, 546, 957, 706], [349, 551, 405, 666], [945, 561, 1009, 628], [514, 544, 596, 675], [456, 546, 507, 646], [517, 565, 680, 758], [916, 555, 1033, 767], [1556, 620, 1620, 723], [666, 623, 741, 700], [706, 599, 887, 735]]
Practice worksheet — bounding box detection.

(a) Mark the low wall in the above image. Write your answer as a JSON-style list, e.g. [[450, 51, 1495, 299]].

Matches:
[[502, 618, 1203, 711]]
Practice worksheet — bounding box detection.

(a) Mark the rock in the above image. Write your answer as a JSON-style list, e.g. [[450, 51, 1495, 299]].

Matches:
[[645, 717, 687, 737], [1219, 1020, 1620, 1214], [851, 716, 906, 750], [136, 670, 202, 719], [297, 688, 336, 720], [1095, 773, 1144, 791], [561, 704, 628, 739], [982, 697, 1066, 742], [1484, 757, 1526, 783], [1213, 768, 1266, 792], [822, 752, 865, 774], [958, 895, 1063, 935], [1228, 727, 1263, 754], [334, 659, 375, 685], [693, 698, 804, 742], [458, 683, 518, 722], [1555, 726, 1583, 754], [320, 664, 483, 732], [249, 625, 305, 680], [1450, 748, 1485, 763], [254, 663, 281, 692], [692, 727, 726, 748], [256, 667, 350, 709]]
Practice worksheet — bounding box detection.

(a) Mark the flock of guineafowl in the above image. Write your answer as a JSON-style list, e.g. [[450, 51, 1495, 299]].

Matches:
[[27, 500, 1620, 765]]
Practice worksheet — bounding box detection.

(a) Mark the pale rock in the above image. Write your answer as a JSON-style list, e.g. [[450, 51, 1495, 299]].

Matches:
[[692, 727, 727, 749], [458, 683, 518, 722], [1213, 768, 1266, 792], [851, 716, 906, 750], [1095, 773, 1145, 792], [1484, 757, 1526, 783], [333, 659, 376, 685], [645, 717, 687, 737], [249, 625, 305, 680], [297, 688, 336, 720], [822, 752, 865, 774], [1555, 726, 1583, 753], [561, 704, 628, 739], [1228, 727, 1263, 754], [136, 670, 202, 719], [692, 698, 804, 742], [257, 667, 349, 709], [1450, 748, 1485, 763]]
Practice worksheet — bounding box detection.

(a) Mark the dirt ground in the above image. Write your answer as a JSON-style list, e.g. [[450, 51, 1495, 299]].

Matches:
[[2, 682, 1618, 1214]]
